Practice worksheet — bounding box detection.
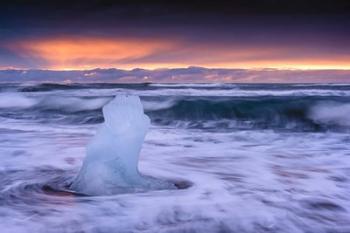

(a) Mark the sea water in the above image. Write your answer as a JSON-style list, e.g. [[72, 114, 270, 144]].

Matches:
[[0, 83, 350, 232]]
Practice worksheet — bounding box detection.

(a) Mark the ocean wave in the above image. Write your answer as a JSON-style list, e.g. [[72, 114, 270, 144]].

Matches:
[[0, 92, 111, 112], [0, 92, 178, 112], [42, 88, 350, 97], [1, 91, 349, 131], [142, 99, 177, 111], [149, 83, 234, 88], [18, 83, 150, 92], [39, 96, 110, 112], [146, 97, 350, 130], [14, 83, 350, 97]]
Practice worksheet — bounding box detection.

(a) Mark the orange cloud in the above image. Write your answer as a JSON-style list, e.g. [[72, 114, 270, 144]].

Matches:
[[5, 36, 350, 70], [10, 37, 176, 70]]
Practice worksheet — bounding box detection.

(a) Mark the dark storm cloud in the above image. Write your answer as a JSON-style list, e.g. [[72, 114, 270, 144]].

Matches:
[[1, 0, 349, 34]]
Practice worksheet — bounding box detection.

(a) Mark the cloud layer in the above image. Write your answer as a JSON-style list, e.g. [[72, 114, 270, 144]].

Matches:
[[0, 0, 349, 74]]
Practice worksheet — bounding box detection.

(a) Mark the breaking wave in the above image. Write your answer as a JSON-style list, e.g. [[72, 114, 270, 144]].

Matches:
[[1, 91, 349, 131]]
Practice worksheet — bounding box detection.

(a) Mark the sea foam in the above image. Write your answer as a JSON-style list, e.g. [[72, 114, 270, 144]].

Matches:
[[309, 102, 350, 127]]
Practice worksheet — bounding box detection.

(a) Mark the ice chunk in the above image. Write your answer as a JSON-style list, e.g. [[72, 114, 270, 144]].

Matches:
[[70, 95, 174, 195]]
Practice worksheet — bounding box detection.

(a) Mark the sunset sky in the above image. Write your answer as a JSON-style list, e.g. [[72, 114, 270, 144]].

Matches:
[[0, 0, 349, 82]]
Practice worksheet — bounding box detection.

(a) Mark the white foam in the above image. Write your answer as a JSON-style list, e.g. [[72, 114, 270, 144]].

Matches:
[[39, 96, 110, 112], [0, 92, 37, 108], [0, 92, 111, 112], [309, 102, 350, 126], [141, 99, 176, 111]]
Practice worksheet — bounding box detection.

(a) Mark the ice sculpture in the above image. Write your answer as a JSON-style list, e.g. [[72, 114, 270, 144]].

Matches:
[[70, 95, 175, 195]]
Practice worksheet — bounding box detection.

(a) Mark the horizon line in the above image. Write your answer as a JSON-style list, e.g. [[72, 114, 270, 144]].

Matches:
[[1, 66, 350, 72]]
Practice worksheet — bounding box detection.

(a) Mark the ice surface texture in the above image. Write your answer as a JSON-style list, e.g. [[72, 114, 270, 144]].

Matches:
[[70, 95, 174, 195]]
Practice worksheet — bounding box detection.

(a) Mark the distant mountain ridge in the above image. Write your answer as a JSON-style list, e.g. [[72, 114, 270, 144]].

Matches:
[[0, 67, 349, 83]]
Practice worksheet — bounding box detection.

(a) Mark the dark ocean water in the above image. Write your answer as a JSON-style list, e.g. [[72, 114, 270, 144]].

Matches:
[[0, 83, 350, 232]]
